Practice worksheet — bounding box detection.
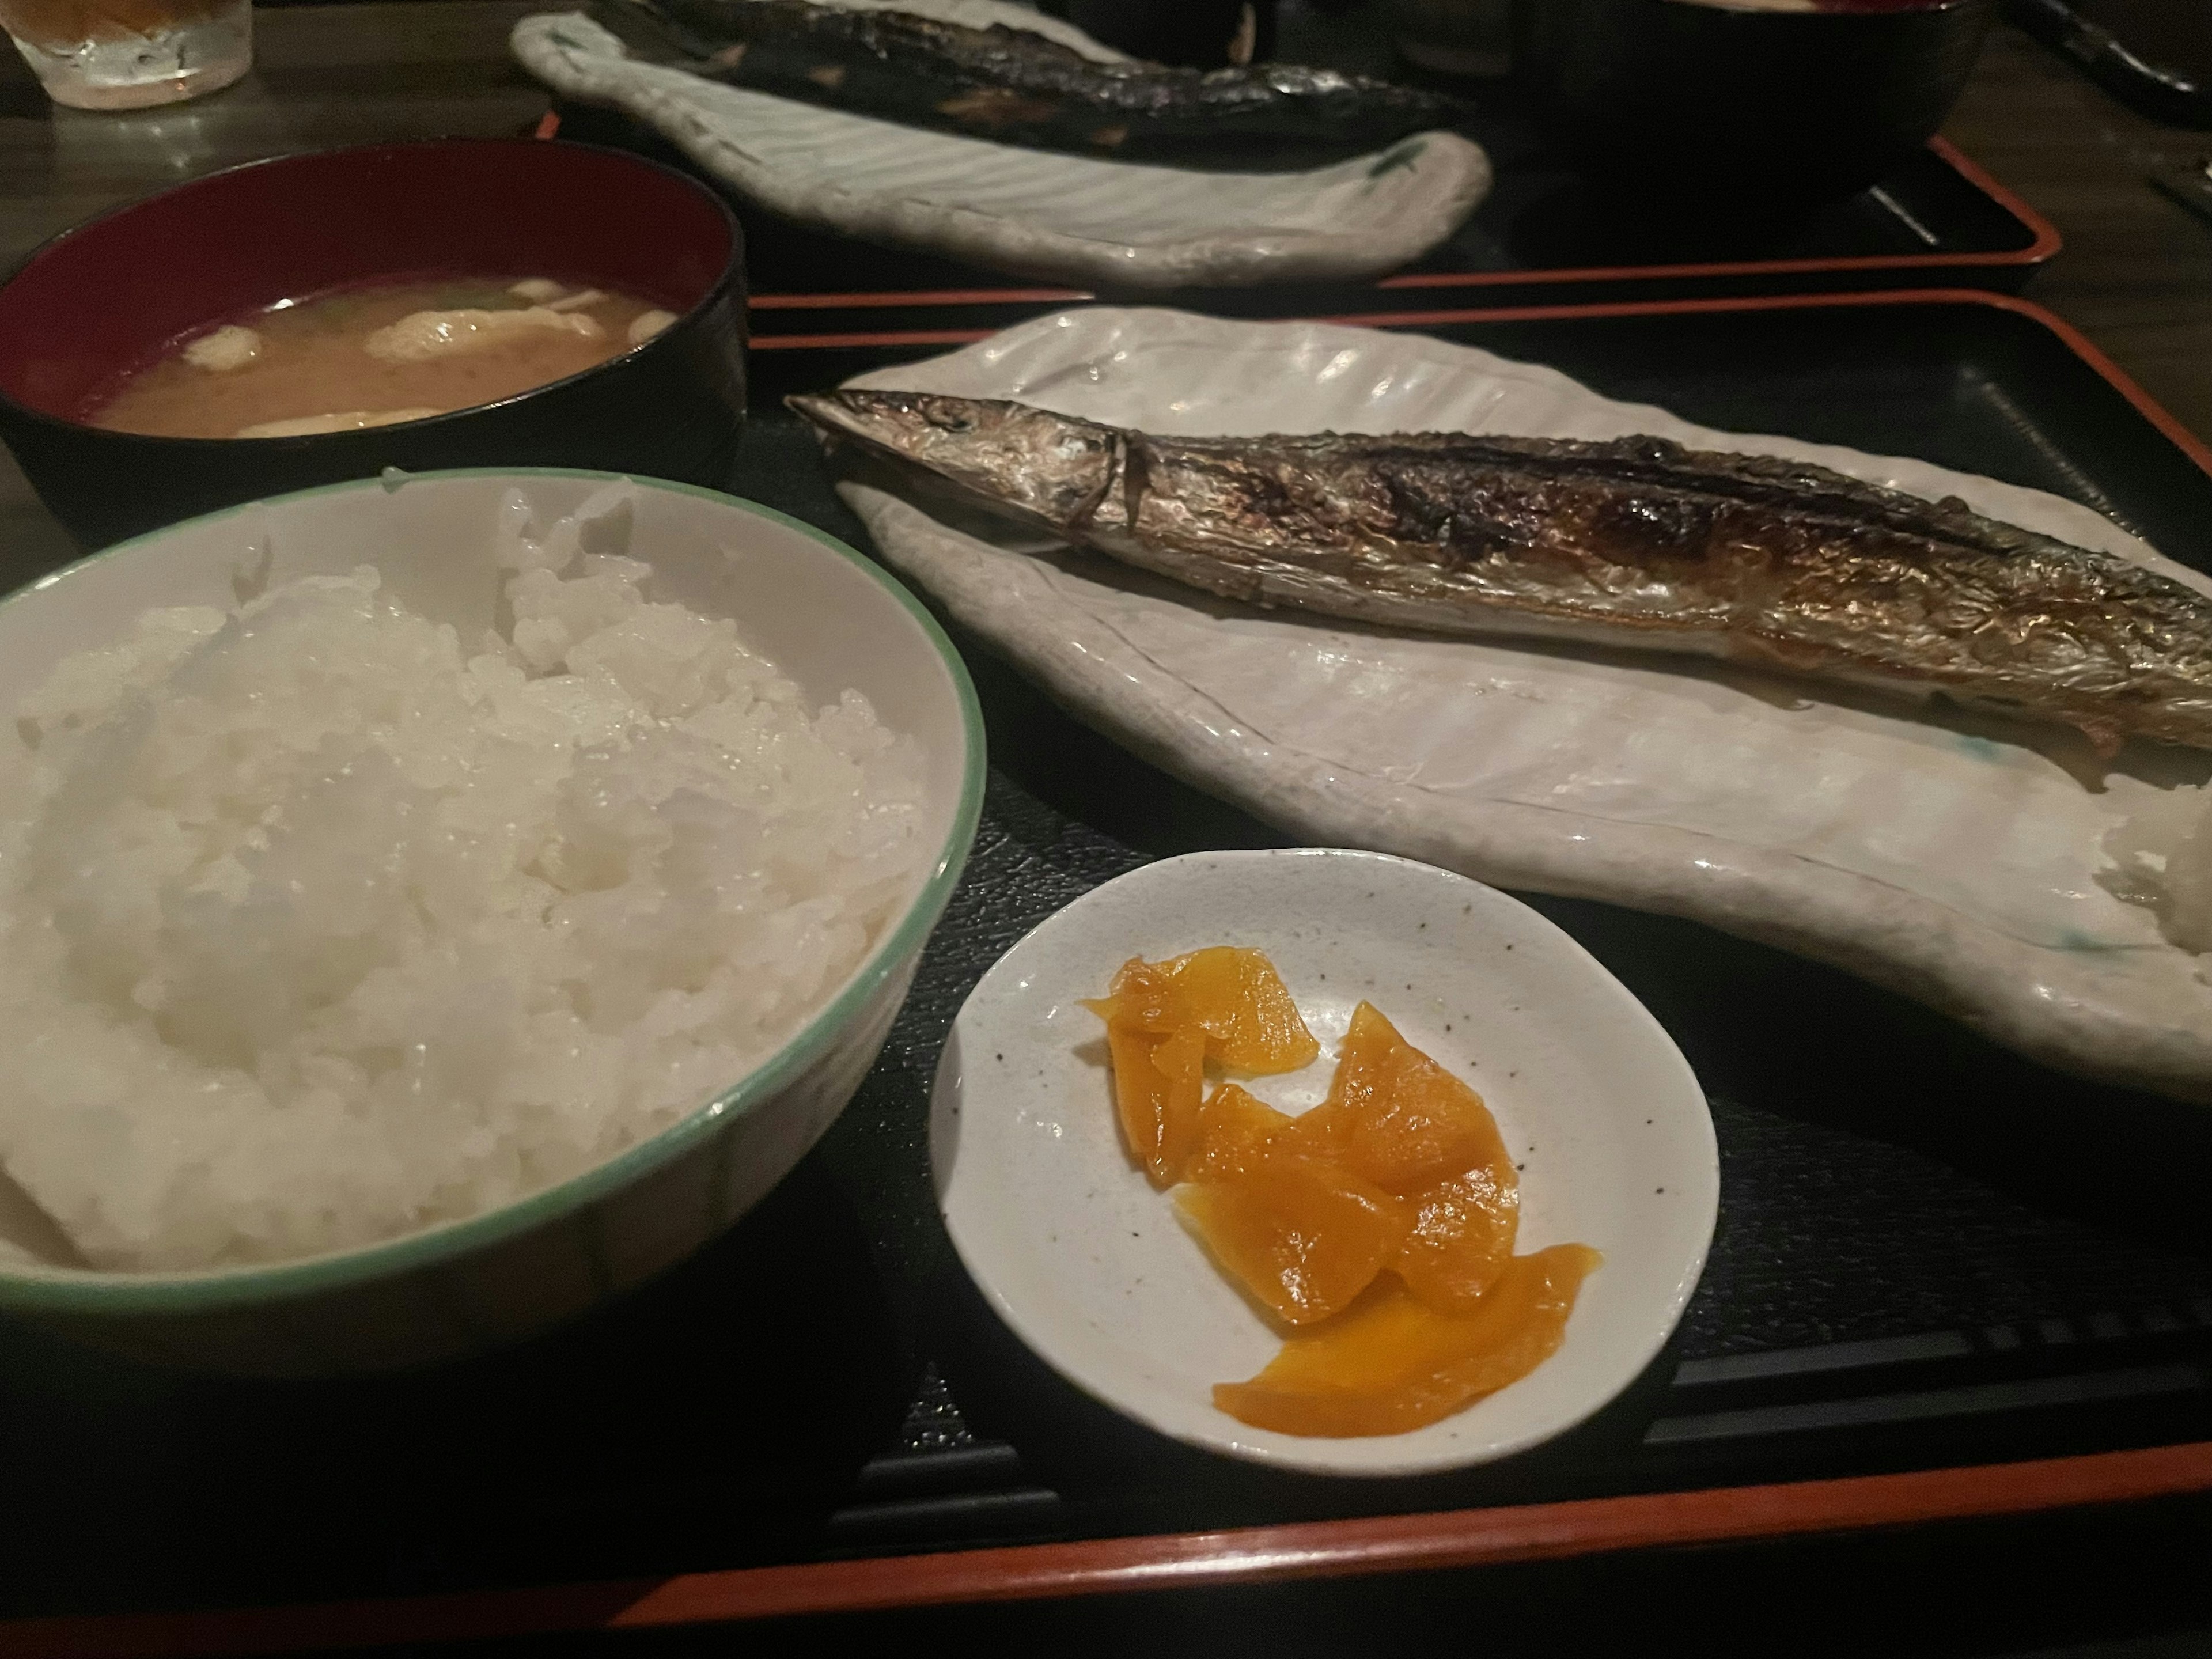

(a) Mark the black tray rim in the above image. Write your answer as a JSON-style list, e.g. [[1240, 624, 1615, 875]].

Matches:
[[713, 137, 2060, 316], [6, 1441, 2207, 1653], [12, 283, 2210, 1656]]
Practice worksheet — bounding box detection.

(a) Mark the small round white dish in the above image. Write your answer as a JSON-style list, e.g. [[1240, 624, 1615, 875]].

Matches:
[[930, 847, 1717, 1478]]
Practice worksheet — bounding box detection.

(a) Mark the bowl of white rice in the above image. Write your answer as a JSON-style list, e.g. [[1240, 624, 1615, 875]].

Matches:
[[0, 469, 983, 1375]]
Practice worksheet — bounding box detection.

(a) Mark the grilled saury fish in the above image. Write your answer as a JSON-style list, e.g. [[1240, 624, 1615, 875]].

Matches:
[[790, 389, 2212, 754], [589, 0, 1457, 164]]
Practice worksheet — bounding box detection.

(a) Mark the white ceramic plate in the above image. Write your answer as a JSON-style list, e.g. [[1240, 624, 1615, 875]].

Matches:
[[509, 7, 1490, 289], [836, 305, 2212, 1105], [931, 847, 1717, 1476]]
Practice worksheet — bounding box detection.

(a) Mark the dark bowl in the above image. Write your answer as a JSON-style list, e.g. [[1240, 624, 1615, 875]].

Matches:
[[0, 137, 747, 551], [1511, 0, 2001, 218]]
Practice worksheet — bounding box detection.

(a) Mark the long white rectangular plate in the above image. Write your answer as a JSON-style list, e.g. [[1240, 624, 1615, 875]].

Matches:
[[832, 305, 2212, 1104], [510, 5, 1490, 290]]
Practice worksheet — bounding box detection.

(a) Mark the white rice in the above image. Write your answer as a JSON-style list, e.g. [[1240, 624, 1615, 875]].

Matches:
[[0, 489, 927, 1271]]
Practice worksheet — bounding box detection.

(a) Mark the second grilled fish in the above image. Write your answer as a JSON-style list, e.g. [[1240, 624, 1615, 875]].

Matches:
[[790, 389, 2212, 755], [589, 0, 1459, 165]]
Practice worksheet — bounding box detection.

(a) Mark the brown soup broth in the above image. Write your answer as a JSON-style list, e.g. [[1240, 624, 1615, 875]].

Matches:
[[88, 275, 673, 440]]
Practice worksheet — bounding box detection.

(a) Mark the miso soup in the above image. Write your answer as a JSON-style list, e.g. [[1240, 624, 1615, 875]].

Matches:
[[90, 276, 681, 440]]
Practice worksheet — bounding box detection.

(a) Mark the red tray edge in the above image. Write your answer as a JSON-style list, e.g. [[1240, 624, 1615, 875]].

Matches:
[[729, 137, 2061, 314], [1365, 137, 2062, 296], [6, 1441, 2207, 1656]]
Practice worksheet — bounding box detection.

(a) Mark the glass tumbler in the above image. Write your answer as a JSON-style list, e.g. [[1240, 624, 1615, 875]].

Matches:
[[0, 0, 251, 111]]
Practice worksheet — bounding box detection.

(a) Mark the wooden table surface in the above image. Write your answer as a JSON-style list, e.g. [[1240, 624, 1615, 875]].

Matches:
[[0, 0, 2207, 589], [1947, 22, 2212, 444]]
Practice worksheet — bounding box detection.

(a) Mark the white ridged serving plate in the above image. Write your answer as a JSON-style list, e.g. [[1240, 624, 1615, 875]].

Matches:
[[830, 305, 2212, 1105], [509, 5, 1490, 289]]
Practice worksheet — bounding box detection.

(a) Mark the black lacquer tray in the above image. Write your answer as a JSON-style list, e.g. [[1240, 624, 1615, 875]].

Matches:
[[4, 292, 2211, 1658], [540, 0, 2059, 335], [547, 85, 2058, 343]]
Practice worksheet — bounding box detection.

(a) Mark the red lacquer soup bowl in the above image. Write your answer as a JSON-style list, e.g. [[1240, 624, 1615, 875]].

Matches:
[[0, 138, 747, 550]]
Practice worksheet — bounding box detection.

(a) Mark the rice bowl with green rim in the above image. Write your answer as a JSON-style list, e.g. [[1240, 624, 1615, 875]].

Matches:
[[0, 469, 984, 1374]]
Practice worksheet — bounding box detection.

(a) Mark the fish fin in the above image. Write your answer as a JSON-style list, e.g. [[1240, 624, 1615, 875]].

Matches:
[[2075, 715, 2127, 760]]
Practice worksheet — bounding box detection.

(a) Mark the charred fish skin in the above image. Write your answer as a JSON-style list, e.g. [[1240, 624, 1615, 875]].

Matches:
[[587, 0, 1460, 165], [790, 389, 2212, 755]]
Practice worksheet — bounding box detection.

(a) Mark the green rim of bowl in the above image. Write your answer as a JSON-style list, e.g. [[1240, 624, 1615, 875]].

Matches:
[[0, 468, 987, 1317]]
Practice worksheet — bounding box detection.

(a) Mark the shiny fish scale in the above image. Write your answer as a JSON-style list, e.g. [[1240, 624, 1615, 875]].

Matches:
[[791, 390, 2212, 754]]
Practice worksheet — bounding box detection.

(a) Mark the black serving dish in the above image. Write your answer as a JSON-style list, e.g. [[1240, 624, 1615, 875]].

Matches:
[[0, 138, 747, 551], [725, 135, 2057, 353], [5, 292, 2211, 1655], [547, 103, 2056, 340], [1512, 0, 2002, 218], [538, 0, 2047, 319]]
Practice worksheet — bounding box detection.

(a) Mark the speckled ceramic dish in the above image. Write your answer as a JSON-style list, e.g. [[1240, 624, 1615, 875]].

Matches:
[[930, 847, 1717, 1476]]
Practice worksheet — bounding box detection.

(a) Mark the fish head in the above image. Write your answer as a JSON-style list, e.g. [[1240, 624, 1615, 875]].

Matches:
[[787, 390, 1119, 533]]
